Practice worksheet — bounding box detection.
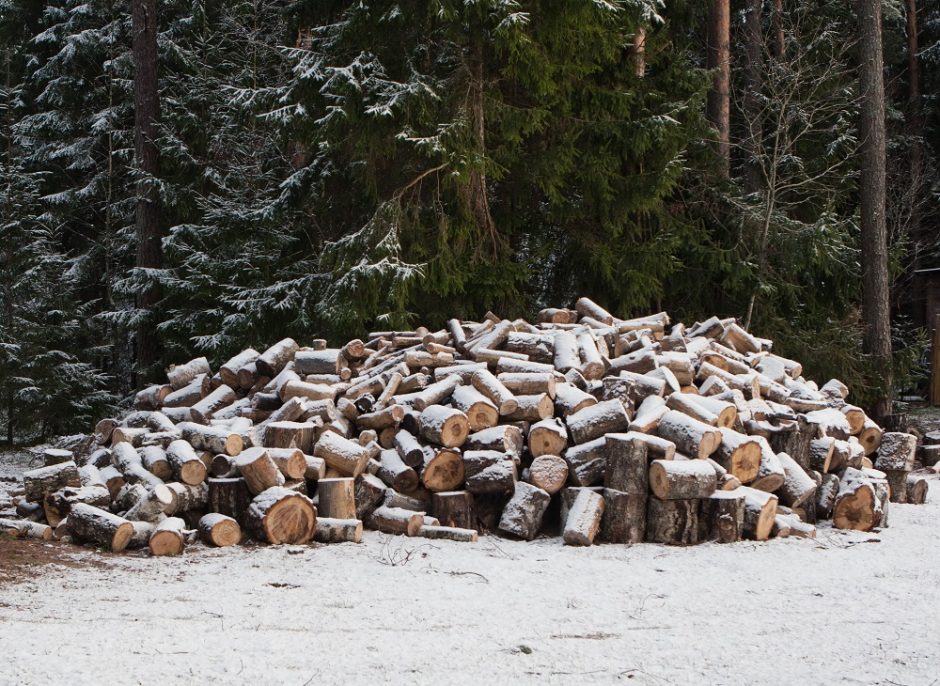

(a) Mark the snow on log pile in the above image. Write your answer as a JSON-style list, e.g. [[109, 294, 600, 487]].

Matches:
[[1, 298, 932, 554]]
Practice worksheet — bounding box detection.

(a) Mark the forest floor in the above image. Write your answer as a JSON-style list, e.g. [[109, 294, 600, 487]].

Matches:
[[1, 448, 939, 685]]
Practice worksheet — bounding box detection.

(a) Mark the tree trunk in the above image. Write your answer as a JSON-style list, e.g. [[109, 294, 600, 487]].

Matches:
[[132, 0, 161, 377], [857, 0, 893, 421], [706, 0, 731, 177], [743, 0, 763, 193], [906, 0, 923, 210]]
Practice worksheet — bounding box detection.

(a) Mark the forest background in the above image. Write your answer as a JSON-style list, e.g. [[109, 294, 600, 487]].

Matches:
[[0, 0, 935, 443]]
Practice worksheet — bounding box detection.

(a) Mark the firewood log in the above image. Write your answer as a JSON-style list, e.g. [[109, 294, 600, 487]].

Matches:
[[94, 418, 119, 445], [139, 445, 173, 481], [775, 452, 816, 508], [496, 358, 556, 374], [23, 460, 81, 503], [149, 517, 187, 556], [111, 443, 164, 489], [498, 481, 550, 540], [368, 505, 423, 536], [260, 448, 306, 481], [576, 332, 606, 380], [0, 518, 53, 541], [526, 455, 568, 495], [40, 448, 72, 466], [314, 517, 363, 543], [434, 364, 485, 382], [162, 375, 209, 409], [906, 474, 928, 505], [246, 487, 316, 544], [554, 382, 597, 417], [504, 393, 554, 423], [815, 473, 841, 519], [198, 513, 241, 547], [874, 432, 917, 471], [566, 399, 630, 445], [648, 459, 716, 500], [618, 371, 666, 401], [235, 448, 286, 495], [418, 525, 478, 542], [111, 426, 149, 446], [420, 446, 465, 492], [739, 486, 778, 541], [189, 384, 237, 424], [431, 491, 475, 529], [883, 470, 909, 503], [629, 395, 668, 433], [375, 449, 418, 492], [355, 404, 405, 432], [98, 465, 125, 500], [527, 418, 568, 458], [134, 384, 172, 411], [281, 379, 336, 403], [563, 488, 605, 546], [464, 425, 524, 458], [598, 488, 645, 543], [575, 296, 614, 324], [604, 433, 648, 494], [125, 520, 156, 549], [167, 357, 212, 391], [124, 484, 173, 522], [355, 474, 387, 521], [772, 512, 816, 539], [463, 450, 517, 495], [608, 348, 658, 375], [312, 477, 355, 520], [219, 349, 259, 389], [655, 410, 721, 459], [383, 489, 428, 512], [162, 440, 205, 486], [164, 482, 209, 516], [819, 378, 849, 399], [450, 386, 498, 431], [293, 349, 342, 376], [749, 439, 786, 493], [313, 431, 371, 477], [263, 421, 317, 453], [393, 429, 425, 469], [646, 497, 698, 545], [698, 490, 745, 543], [857, 417, 883, 456], [418, 405, 470, 448], [497, 372, 556, 398], [809, 437, 835, 473], [470, 370, 518, 415], [256, 338, 299, 378], [67, 503, 134, 551], [395, 375, 461, 411], [564, 437, 607, 486]]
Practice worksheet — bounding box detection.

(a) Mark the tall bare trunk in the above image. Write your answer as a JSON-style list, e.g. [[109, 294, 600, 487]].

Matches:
[[857, 0, 893, 421], [632, 27, 646, 78], [905, 0, 923, 206], [771, 0, 785, 58], [132, 0, 161, 380], [706, 0, 731, 178], [743, 0, 763, 194], [466, 26, 498, 258]]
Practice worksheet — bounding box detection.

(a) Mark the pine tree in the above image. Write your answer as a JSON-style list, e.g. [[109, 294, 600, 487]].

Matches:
[[0, 28, 113, 443]]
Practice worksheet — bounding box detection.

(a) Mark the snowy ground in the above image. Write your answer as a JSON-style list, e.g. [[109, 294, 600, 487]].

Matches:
[[1, 469, 939, 686]]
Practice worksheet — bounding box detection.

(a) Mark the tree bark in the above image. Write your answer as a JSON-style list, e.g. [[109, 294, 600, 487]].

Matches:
[[743, 0, 763, 193], [132, 0, 161, 377], [857, 0, 893, 421], [706, 0, 731, 177]]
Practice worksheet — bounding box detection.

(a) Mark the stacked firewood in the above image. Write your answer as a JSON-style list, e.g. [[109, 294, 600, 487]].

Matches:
[[1, 298, 930, 554]]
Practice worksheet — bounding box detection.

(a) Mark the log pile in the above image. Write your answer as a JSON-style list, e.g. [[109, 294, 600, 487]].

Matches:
[[2, 298, 931, 554]]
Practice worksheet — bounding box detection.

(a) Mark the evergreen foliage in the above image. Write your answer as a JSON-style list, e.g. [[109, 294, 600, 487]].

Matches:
[[0, 0, 936, 441]]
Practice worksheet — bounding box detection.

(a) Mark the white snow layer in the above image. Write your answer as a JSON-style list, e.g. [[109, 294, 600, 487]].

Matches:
[[1, 479, 939, 685]]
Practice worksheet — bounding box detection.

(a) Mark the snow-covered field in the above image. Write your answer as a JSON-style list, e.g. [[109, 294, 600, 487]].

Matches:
[[1, 475, 938, 686]]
